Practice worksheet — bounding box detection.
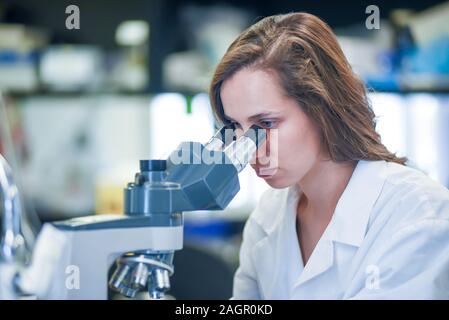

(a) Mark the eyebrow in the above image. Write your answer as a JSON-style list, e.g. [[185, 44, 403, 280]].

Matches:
[[224, 111, 281, 123]]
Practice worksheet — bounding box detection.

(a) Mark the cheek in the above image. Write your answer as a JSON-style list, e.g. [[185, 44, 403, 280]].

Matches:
[[278, 116, 322, 168]]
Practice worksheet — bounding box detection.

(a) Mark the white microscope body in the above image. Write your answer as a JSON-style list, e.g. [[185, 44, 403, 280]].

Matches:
[[20, 219, 182, 299]]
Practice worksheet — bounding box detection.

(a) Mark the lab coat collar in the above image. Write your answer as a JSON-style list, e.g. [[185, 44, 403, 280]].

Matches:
[[326, 160, 387, 247], [251, 160, 388, 293], [293, 160, 387, 287], [257, 160, 388, 244]]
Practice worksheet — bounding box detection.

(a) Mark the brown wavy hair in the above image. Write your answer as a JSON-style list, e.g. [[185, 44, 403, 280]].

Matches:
[[210, 12, 407, 165]]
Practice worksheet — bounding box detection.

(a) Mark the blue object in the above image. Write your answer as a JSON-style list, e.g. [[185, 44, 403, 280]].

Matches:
[[409, 35, 449, 74], [140, 159, 166, 172]]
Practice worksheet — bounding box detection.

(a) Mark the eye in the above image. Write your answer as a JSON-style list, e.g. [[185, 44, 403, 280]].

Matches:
[[259, 119, 277, 129]]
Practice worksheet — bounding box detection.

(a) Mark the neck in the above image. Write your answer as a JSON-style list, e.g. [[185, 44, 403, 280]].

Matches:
[[296, 158, 357, 221]]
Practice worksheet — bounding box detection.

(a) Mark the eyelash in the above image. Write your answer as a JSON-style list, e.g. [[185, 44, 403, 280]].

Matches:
[[259, 119, 277, 129], [228, 120, 277, 129]]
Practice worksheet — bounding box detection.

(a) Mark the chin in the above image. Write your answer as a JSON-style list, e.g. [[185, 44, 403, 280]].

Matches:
[[262, 175, 291, 189]]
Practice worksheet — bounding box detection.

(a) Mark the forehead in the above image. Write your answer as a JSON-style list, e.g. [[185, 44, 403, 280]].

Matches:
[[220, 68, 290, 120]]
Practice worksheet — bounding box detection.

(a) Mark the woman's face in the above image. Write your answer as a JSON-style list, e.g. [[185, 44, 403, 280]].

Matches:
[[220, 67, 325, 188]]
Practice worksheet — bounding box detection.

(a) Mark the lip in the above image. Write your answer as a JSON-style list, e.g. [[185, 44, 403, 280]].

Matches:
[[254, 167, 278, 178]]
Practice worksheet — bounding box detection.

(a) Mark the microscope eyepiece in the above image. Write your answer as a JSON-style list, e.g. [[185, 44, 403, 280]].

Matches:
[[204, 124, 237, 151], [223, 125, 267, 172]]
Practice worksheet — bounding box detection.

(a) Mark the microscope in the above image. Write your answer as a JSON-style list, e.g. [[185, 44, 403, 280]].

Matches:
[[1, 124, 266, 299]]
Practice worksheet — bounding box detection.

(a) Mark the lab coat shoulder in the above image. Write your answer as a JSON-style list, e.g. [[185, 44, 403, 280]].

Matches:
[[381, 161, 449, 226], [232, 187, 289, 299], [347, 162, 449, 299]]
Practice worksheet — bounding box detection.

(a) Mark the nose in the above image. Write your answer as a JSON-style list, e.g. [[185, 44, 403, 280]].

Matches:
[[250, 138, 270, 167]]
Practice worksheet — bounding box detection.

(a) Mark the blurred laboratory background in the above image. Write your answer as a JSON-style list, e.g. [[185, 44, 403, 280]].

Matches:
[[1, 0, 449, 299]]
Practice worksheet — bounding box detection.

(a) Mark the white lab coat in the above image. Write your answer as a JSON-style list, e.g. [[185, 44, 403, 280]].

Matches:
[[232, 160, 449, 299]]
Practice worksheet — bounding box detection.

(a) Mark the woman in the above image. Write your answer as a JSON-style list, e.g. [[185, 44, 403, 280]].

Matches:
[[209, 12, 449, 299]]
